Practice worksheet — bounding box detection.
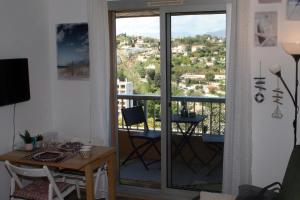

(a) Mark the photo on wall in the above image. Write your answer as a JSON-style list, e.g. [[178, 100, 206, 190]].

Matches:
[[254, 12, 278, 47], [287, 0, 300, 20], [258, 0, 281, 3], [56, 23, 89, 80]]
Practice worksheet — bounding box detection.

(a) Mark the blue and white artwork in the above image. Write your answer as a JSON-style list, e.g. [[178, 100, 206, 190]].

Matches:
[[287, 0, 300, 20], [56, 23, 89, 80]]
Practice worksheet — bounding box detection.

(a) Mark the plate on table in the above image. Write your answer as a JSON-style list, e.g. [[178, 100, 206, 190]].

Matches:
[[32, 151, 64, 162], [58, 142, 83, 152]]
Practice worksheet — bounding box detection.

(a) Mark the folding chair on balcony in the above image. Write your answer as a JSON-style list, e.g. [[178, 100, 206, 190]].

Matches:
[[121, 106, 161, 170]]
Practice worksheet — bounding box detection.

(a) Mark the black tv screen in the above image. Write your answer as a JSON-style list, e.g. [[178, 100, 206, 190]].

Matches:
[[0, 58, 30, 106]]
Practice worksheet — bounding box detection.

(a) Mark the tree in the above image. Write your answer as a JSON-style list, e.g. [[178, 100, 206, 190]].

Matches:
[[117, 68, 126, 81], [136, 64, 146, 78], [154, 73, 160, 88], [205, 72, 215, 82], [146, 69, 156, 81]]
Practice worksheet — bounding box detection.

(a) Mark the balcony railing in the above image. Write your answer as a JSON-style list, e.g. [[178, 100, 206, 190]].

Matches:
[[118, 94, 226, 135]]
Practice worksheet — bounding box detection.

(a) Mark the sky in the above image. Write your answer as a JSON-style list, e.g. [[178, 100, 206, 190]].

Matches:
[[116, 14, 226, 39]]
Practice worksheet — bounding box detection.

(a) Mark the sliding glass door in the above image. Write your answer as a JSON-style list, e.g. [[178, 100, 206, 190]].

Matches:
[[112, 7, 228, 194], [166, 12, 226, 192], [115, 13, 161, 189]]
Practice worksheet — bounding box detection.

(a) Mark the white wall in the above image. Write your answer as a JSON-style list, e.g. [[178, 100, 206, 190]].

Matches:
[[48, 0, 97, 144], [250, 1, 300, 187], [0, 0, 52, 197]]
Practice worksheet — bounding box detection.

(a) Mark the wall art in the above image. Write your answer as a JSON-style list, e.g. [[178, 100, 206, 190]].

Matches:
[[254, 12, 278, 47], [272, 78, 283, 119], [254, 62, 266, 103], [56, 23, 89, 80], [287, 0, 300, 20]]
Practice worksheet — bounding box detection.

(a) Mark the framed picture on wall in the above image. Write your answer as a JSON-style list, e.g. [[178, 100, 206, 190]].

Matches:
[[254, 12, 278, 47], [56, 23, 89, 80], [287, 0, 300, 20], [258, 0, 281, 3]]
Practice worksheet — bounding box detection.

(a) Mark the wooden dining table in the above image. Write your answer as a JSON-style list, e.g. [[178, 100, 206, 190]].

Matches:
[[0, 146, 116, 200]]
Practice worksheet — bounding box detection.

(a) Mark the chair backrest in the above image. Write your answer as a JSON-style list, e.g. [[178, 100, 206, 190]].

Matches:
[[5, 161, 64, 200], [121, 106, 148, 131]]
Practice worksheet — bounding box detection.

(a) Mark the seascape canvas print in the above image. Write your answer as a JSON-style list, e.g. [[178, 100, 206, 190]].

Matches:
[[287, 0, 300, 20], [56, 23, 89, 80], [254, 12, 278, 47]]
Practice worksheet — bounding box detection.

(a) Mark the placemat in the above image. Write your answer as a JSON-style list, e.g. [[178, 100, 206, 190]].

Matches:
[[23, 148, 77, 163]]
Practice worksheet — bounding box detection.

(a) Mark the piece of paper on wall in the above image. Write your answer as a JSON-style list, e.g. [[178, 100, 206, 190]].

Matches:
[[258, 0, 281, 3], [287, 0, 300, 20], [56, 23, 89, 80], [254, 12, 278, 47]]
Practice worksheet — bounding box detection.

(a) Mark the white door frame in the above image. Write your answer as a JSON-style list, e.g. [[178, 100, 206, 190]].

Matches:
[[114, 1, 236, 199]]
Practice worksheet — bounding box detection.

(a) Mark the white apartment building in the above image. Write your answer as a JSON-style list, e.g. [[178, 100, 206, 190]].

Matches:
[[117, 79, 133, 112], [171, 45, 186, 54]]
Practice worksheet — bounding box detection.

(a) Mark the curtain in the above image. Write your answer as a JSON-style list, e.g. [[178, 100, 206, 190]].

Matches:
[[87, 0, 110, 198], [87, 0, 110, 146], [222, 0, 252, 194]]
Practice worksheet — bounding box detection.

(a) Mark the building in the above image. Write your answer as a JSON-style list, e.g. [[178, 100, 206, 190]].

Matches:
[[215, 74, 226, 80], [117, 79, 133, 112], [171, 45, 186, 54], [180, 74, 205, 80], [191, 45, 205, 52]]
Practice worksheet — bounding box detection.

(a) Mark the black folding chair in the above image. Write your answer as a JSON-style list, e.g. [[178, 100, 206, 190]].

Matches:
[[121, 106, 161, 170]]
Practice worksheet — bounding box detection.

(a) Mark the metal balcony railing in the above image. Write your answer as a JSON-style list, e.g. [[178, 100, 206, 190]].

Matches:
[[117, 94, 225, 135]]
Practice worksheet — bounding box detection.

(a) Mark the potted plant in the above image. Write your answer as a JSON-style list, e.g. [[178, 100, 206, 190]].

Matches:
[[35, 134, 43, 148], [19, 130, 33, 151]]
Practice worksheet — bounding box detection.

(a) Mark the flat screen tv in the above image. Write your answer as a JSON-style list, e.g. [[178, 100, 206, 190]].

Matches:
[[0, 58, 30, 107]]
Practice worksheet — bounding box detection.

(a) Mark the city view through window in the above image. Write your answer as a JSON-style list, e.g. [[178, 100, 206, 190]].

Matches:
[[116, 14, 226, 97], [117, 15, 226, 130], [116, 16, 161, 96]]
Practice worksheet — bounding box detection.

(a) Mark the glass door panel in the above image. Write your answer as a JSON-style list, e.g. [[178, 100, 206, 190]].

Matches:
[[167, 12, 226, 191], [116, 15, 161, 189]]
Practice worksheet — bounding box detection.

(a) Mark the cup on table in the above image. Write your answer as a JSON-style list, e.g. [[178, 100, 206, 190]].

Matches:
[[79, 148, 91, 159], [79, 145, 93, 159]]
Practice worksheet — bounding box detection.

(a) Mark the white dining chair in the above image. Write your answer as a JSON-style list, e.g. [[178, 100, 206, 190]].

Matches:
[[56, 165, 108, 199], [56, 137, 108, 199], [5, 161, 80, 200]]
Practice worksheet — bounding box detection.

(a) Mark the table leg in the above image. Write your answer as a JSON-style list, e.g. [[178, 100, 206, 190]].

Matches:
[[171, 138, 197, 174], [107, 153, 116, 200], [173, 123, 203, 160], [85, 165, 94, 200]]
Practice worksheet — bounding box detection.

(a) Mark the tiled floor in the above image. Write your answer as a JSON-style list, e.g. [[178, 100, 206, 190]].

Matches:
[[120, 160, 161, 189], [120, 159, 222, 192]]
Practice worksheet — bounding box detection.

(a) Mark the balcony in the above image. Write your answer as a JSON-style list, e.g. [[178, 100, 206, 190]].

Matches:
[[117, 94, 225, 191]]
